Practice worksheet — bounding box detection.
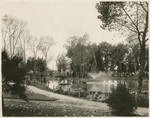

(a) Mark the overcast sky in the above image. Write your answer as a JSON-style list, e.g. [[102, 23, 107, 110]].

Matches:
[[0, 0, 126, 70]]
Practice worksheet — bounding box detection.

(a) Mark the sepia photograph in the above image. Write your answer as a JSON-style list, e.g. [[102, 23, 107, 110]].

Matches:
[[0, 0, 149, 117]]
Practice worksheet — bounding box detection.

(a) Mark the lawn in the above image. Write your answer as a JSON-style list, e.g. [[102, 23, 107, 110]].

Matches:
[[3, 89, 57, 102], [3, 89, 110, 116], [3, 99, 111, 116], [2, 86, 148, 116], [2, 86, 111, 116]]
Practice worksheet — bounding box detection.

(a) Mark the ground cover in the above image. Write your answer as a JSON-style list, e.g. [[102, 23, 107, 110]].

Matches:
[[3, 86, 148, 116], [3, 89, 57, 102], [3, 99, 111, 116]]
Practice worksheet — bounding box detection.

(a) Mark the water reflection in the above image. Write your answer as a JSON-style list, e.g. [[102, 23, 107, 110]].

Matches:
[[87, 79, 148, 93], [48, 79, 148, 93], [87, 80, 118, 93]]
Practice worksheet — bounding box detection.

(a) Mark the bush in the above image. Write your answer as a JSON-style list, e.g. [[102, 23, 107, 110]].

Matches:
[[107, 84, 137, 116], [137, 94, 149, 107], [29, 79, 53, 92], [80, 91, 88, 98], [70, 91, 79, 97], [63, 91, 69, 95]]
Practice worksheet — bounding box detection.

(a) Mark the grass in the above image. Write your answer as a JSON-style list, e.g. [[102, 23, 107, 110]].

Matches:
[[28, 79, 53, 92], [3, 99, 111, 116], [3, 90, 57, 102]]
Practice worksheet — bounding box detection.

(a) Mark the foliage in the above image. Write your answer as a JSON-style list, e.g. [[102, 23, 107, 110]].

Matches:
[[98, 42, 113, 71], [94, 49, 104, 71], [96, 2, 125, 30], [26, 57, 47, 83], [56, 53, 69, 73], [65, 34, 89, 78], [137, 94, 149, 107], [96, 1, 149, 93], [2, 50, 28, 101], [107, 84, 137, 116], [65, 36, 138, 77]]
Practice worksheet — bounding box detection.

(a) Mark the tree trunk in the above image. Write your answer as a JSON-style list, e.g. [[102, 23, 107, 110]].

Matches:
[[2, 95, 5, 113], [137, 46, 145, 94], [134, 58, 137, 75]]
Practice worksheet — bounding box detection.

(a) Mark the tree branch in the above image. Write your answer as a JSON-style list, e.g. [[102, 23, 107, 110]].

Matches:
[[122, 6, 143, 48], [122, 7, 138, 30], [142, 9, 148, 44], [145, 38, 149, 43], [140, 2, 148, 13]]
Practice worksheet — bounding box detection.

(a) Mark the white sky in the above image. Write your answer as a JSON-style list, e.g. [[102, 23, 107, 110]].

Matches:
[[0, 0, 126, 70]]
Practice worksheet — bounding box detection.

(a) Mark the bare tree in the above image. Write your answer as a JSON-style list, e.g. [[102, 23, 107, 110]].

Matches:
[[18, 30, 31, 62], [2, 15, 26, 58], [28, 36, 40, 59], [38, 35, 55, 64]]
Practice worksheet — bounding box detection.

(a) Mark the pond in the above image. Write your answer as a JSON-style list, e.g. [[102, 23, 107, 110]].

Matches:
[[48, 78, 148, 93], [87, 78, 148, 93]]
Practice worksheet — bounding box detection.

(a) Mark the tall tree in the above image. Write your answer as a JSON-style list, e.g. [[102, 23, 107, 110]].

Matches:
[[98, 42, 113, 71], [56, 53, 69, 74], [18, 30, 31, 62], [38, 35, 55, 64], [2, 15, 26, 58], [96, 2, 148, 93], [28, 36, 40, 59], [65, 34, 89, 78], [95, 49, 104, 72]]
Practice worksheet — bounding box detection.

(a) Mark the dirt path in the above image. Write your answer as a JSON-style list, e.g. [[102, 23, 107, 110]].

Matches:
[[27, 86, 149, 116]]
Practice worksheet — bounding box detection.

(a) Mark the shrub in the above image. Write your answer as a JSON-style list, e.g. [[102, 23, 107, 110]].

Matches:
[[2, 50, 28, 103], [107, 84, 137, 116], [97, 91, 103, 95], [137, 94, 149, 107], [80, 91, 88, 98], [63, 91, 69, 95], [72, 91, 79, 97]]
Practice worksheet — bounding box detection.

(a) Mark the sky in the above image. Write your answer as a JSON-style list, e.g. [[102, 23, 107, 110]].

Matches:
[[0, 0, 126, 70]]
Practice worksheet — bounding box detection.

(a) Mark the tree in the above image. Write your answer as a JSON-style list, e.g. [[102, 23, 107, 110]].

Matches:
[[94, 49, 104, 71], [18, 30, 31, 62], [28, 36, 40, 59], [85, 43, 98, 72], [38, 35, 55, 64], [65, 34, 89, 78], [2, 15, 27, 58], [2, 50, 28, 107], [126, 44, 140, 74], [97, 42, 128, 76], [111, 43, 128, 76], [26, 57, 47, 83], [98, 42, 113, 71], [96, 2, 148, 93], [56, 53, 69, 74]]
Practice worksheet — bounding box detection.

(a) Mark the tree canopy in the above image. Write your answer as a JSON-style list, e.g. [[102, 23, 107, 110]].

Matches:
[[96, 1, 149, 93]]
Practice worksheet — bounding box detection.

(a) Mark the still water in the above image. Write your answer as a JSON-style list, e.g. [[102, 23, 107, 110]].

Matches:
[[48, 79, 148, 93], [87, 79, 148, 93]]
